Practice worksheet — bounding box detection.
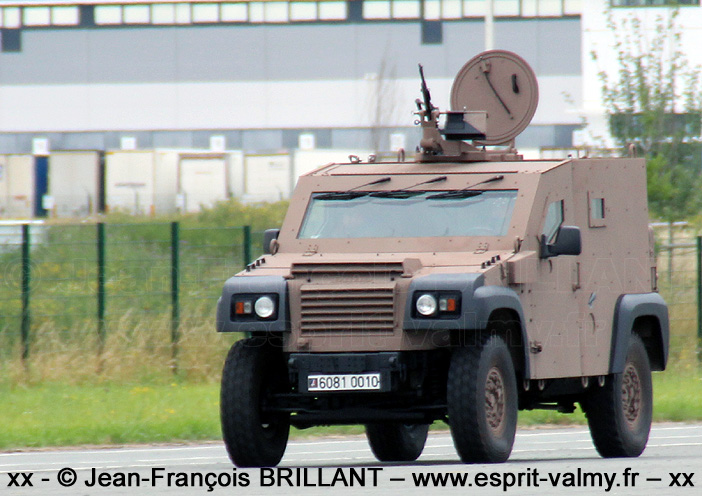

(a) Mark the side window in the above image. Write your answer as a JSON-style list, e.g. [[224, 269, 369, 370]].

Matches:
[[588, 193, 606, 228], [542, 200, 564, 243]]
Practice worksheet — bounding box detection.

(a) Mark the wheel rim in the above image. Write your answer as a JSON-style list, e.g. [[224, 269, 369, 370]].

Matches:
[[485, 366, 506, 435], [621, 363, 642, 425]]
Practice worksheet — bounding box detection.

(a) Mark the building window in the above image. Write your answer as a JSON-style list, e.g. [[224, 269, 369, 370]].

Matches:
[[249, 2, 264, 22], [563, 0, 582, 14], [364, 0, 392, 19], [611, 0, 698, 6], [52, 6, 80, 26], [424, 0, 441, 19], [393, 0, 421, 18], [494, 0, 520, 16], [23, 7, 51, 26], [175, 4, 191, 24], [221, 3, 248, 22], [3, 7, 21, 28], [94, 5, 122, 25], [124, 5, 151, 24], [192, 3, 220, 23], [290, 1, 317, 21], [537, 0, 563, 16], [264, 1, 288, 22], [318, 1, 346, 20], [152, 4, 177, 24]]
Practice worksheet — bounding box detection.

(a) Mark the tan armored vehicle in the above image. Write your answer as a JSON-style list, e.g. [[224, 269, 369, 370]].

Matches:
[[217, 50, 669, 467]]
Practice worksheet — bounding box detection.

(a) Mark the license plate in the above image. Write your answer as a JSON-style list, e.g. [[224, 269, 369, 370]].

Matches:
[[307, 373, 381, 392]]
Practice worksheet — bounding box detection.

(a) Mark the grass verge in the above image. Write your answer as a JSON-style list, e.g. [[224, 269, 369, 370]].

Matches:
[[1, 372, 699, 451]]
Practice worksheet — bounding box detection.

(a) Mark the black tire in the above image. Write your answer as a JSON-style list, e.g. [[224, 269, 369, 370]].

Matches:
[[365, 423, 430, 462], [220, 338, 290, 467], [584, 333, 652, 458], [447, 335, 518, 463]]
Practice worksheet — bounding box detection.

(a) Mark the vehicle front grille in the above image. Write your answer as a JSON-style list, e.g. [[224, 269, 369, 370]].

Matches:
[[299, 285, 395, 333], [290, 262, 405, 280]]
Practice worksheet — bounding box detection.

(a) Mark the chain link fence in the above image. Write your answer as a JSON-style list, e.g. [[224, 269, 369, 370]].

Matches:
[[653, 222, 701, 370], [0, 221, 698, 382], [0, 222, 265, 382]]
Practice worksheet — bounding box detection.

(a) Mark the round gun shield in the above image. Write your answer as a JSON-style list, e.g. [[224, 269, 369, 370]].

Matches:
[[450, 50, 539, 146]]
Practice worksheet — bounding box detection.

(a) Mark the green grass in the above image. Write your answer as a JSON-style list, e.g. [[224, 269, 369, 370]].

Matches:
[[0, 383, 220, 448], [652, 371, 702, 421], [0, 371, 699, 450]]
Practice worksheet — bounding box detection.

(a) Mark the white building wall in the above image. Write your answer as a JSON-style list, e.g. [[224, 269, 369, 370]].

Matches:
[[0, 76, 580, 133]]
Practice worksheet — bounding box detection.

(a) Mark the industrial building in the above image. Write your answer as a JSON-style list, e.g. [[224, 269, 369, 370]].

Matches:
[[0, 0, 698, 216]]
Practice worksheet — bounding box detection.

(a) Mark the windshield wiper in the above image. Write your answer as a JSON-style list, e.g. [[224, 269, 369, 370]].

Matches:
[[315, 176, 391, 200], [369, 176, 447, 198], [426, 174, 504, 200]]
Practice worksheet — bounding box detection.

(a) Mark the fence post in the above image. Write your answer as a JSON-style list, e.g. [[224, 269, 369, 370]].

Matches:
[[20, 224, 30, 365], [697, 236, 702, 363], [170, 221, 180, 373], [243, 225, 252, 268], [668, 221, 673, 288], [97, 222, 106, 365]]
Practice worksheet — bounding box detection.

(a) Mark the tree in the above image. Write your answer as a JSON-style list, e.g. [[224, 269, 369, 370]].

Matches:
[[592, 8, 702, 221]]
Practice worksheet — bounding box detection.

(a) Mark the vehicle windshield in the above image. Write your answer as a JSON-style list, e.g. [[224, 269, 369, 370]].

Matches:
[[298, 190, 518, 239]]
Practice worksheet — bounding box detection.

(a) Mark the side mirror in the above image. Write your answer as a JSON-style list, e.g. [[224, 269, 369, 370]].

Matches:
[[263, 229, 280, 255], [540, 225, 581, 259]]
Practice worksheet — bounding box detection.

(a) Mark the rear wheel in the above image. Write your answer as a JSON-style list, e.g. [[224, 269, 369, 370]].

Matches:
[[365, 423, 430, 462], [220, 338, 290, 467], [447, 335, 517, 463], [584, 333, 652, 458]]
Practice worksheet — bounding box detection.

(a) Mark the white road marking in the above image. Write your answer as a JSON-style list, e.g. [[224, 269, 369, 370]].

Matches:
[[1, 425, 700, 474]]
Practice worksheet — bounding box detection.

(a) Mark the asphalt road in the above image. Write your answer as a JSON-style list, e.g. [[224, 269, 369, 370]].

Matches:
[[0, 424, 700, 495]]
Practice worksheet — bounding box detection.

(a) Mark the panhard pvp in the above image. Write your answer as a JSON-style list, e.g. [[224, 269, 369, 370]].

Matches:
[[216, 50, 669, 467]]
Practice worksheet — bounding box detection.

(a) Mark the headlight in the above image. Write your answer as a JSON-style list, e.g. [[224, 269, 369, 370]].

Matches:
[[232, 294, 278, 320], [416, 294, 438, 317], [254, 296, 276, 319], [412, 291, 461, 319]]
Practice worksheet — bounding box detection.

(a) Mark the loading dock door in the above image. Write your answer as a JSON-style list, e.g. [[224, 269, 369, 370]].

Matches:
[[34, 156, 48, 218], [179, 156, 227, 212]]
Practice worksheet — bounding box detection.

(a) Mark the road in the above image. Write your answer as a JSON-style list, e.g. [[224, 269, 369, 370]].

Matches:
[[0, 424, 700, 495]]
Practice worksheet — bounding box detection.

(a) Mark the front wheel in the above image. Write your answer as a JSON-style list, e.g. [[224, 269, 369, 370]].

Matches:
[[365, 423, 430, 462], [220, 338, 290, 467], [584, 333, 652, 458], [447, 335, 518, 463]]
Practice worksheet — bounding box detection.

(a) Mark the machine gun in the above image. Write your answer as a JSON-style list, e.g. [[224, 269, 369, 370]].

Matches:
[[417, 64, 435, 122]]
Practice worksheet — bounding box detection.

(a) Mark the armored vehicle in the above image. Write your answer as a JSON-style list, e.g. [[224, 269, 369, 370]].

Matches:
[[216, 50, 668, 467]]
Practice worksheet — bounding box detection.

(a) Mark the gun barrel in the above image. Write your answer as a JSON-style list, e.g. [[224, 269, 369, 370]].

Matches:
[[418, 64, 433, 120]]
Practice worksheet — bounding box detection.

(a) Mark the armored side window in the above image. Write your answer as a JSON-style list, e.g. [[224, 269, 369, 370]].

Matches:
[[588, 194, 606, 228], [542, 200, 564, 243]]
